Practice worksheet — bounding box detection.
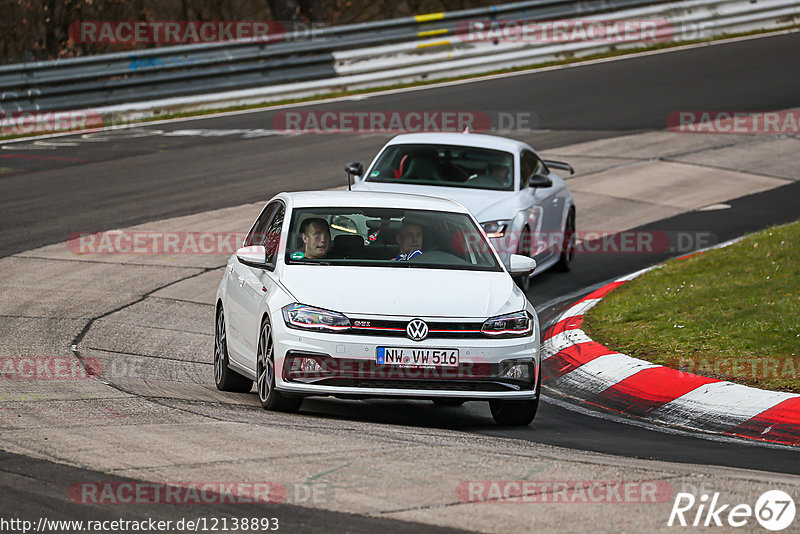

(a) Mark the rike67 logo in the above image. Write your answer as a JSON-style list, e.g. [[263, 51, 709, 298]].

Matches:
[[668, 490, 796, 531]]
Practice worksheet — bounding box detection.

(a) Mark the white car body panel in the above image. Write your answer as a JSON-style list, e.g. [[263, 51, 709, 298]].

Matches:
[[281, 266, 522, 318], [353, 132, 575, 275], [216, 191, 540, 401]]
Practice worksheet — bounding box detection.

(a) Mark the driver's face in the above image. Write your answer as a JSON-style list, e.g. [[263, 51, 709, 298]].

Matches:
[[303, 221, 331, 259], [490, 165, 509, 185], [398, 224, 423, 253]]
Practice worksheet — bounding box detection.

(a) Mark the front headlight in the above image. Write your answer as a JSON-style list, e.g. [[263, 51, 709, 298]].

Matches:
[[481, 220, 511, 239], [282, 303, 351, 332], [481, 311, 533, 337]]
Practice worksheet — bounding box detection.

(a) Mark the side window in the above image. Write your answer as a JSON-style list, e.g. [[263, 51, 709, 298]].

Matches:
[[520, 151, 546, 187], [263, 204, 285, 266], [244, 202, 278, 247]]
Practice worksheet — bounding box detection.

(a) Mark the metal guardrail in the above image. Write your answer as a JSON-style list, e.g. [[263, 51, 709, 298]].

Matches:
[[0, 0, 678, 113], [0, 0, 797, 115]]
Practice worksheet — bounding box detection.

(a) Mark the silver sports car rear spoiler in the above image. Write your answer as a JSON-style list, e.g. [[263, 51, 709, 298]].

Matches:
[[544, 160, 575, 175]]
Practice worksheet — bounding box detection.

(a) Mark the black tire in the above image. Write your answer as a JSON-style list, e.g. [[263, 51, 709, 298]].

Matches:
[[514, 226, 532, 292], [257, 317, 303, 412], [432, 399, 466, 407], [214, 308, 253, 393], [489, 371, 540, 426], [553, 208, 576, 272]]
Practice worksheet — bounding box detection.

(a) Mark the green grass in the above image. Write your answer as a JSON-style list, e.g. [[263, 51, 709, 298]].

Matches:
[[1, 25, 798, 141], [583, 220, 800, 393]]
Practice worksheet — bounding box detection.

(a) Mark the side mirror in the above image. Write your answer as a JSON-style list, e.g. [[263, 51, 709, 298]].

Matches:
[[528, 173, 553, 188], [345, 162, 364, 178], [345, 161, 364, 190], [508, 254, 536, 276], [236, 245, 269, 269]]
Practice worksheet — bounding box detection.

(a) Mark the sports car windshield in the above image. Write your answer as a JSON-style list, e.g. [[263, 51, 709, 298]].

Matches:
[[365, 144, 515, 191], [285, 207, 502, 271]]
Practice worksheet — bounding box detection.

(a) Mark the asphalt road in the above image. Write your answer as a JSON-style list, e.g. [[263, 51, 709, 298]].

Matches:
[[0, 32, 798, 521], [0, 450, 466, 533], [1, 31, 800, 257]]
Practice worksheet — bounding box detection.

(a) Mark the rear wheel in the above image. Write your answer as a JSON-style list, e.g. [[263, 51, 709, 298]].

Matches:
[[257, 318, 303, 412], [553, 209, 576, 272], [214, 308, 253, 393], [514, 226, 532, 292]]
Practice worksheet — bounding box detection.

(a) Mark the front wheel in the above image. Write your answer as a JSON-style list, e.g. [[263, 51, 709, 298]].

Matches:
[[489, 398, 539, 426], [257, 318, 303, 412], [489, 372, 540, 426], [214, 308, 254, 393]]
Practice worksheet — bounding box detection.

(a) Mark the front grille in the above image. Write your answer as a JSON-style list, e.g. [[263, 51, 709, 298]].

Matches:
[[348, 318, 485, 339]]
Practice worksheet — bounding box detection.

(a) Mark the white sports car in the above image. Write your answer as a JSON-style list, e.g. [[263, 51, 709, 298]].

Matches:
[[350, 132, 576, 289], [215, 191, 541, 425]]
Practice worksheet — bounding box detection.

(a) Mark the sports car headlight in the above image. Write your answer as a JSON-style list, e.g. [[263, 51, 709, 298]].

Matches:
[[282, 303, 351, 332], [481, 311, 533, 337], [481, 220, 511, 239]]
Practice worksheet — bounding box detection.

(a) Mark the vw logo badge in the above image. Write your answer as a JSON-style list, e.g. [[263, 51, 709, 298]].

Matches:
[[406, 319, 428, 341]]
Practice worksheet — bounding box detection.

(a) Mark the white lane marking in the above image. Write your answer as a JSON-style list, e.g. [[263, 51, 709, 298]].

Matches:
[[650, 382, 800, 429], [553, 353, 660, 397], [698, 203, 732, 211], [540, 330, 593, 359], [615, 265, 659, 282], [557, 298, 602, 322]]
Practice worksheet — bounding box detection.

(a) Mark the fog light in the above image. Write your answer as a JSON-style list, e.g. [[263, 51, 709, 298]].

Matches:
[[501, 363, 530, 380], [298, 358, 322, 372]]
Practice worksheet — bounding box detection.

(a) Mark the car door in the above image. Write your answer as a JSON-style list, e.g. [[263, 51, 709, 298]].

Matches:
[[533, 154, 566, 258], [520, 150, 550, 260], [226, 202, 280, 367], [240, 202, 285, 369]]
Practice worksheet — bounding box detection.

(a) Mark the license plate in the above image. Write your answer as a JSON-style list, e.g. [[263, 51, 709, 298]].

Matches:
[[377, 347, 459, 367]]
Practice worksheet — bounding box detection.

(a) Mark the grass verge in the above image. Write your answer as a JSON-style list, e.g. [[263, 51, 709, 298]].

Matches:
[[583, 220, 800, 393]]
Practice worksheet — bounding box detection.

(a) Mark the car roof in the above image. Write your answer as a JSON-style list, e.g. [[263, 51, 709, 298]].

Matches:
[[281, 190, 470, 212], [383, 132, 530, 153]]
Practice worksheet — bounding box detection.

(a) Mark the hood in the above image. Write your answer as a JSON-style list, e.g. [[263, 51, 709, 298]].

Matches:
[[353, 181, 518, 223], [280, 265, 523, 318]]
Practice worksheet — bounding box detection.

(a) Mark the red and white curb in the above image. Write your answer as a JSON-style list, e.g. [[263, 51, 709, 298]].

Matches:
[[541, 240, 800, 447]]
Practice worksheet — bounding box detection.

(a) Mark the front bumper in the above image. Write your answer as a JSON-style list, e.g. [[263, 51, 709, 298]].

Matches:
[[272, 318, 540, 400]]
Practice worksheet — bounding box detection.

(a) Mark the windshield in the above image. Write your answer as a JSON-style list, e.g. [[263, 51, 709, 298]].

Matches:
[[285, 207, 502, 271], [364, 144, 515, 191]]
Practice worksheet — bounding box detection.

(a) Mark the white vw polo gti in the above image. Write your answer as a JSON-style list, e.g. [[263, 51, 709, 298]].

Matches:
[[214, 190, 541, 425]]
